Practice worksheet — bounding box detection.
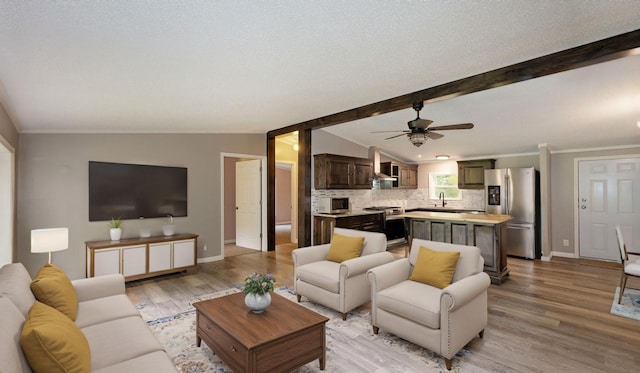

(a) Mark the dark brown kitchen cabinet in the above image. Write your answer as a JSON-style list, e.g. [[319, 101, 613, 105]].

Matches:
[[314, 154, 373, 189], [380, 162, 418, 189], [457, 159, 495, 189], [313, 213, 383, 244]]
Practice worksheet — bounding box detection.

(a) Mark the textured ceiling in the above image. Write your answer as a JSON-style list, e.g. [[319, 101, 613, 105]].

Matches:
[[0, 1, 639, 161]]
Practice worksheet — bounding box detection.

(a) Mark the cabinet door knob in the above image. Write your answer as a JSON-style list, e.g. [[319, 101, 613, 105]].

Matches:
[[231, 346, 236, 352]]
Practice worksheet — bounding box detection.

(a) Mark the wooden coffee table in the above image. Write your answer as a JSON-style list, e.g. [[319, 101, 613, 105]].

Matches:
[[193, 291, 329, 372]]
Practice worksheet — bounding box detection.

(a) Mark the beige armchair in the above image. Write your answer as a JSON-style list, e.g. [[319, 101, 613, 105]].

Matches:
[[367, 238, 490, 370], [292, 228, 394, 320]]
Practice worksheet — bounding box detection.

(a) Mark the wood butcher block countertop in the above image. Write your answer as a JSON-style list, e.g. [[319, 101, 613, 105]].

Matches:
[[401, 211, 512, 225], [313, 210, 384, 218]]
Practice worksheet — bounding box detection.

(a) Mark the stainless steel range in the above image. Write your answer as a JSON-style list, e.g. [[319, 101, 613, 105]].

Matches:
[[363, 206, 406, 246]]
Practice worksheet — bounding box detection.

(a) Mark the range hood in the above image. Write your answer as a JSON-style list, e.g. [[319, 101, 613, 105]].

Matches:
[[368, 146, 396, 181]]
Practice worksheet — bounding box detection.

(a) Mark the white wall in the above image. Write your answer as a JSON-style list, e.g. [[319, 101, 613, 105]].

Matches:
[[17, 133, 265, 279]]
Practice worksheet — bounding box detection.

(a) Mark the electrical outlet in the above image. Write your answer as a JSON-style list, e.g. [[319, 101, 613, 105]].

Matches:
[[203, 244, 207, 251], [562, 239, 569, 247]]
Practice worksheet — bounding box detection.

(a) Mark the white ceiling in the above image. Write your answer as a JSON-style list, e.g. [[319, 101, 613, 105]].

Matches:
[[1, 1, 639, 162]]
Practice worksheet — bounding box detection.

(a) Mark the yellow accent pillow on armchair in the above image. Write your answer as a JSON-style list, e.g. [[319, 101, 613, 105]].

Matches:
[[326, 233, 365, 263], [410, 246, 460, 289]]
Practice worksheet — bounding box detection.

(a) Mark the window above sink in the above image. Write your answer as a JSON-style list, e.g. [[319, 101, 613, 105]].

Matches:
[[429, 172, 461, 200]]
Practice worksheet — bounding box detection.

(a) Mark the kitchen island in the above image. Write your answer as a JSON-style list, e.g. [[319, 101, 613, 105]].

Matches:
[[402, 211, 511, 284]]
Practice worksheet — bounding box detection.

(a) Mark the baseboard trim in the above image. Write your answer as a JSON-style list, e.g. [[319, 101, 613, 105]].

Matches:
[[224, 239, 236, 244], [197, 255, 223, 263], [551, 251, 577, 259]]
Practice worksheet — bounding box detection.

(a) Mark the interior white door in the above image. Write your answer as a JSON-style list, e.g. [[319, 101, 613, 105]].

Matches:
[[236, 159, 262, 250], [578, 158, 640, 261]]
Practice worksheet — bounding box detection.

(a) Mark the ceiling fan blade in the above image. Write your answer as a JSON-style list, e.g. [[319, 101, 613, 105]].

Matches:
[[408, 118, 433, 129], [428, 123, 474, 131], [426, 131, 444, 140], [385, 133, 408, 140], [371, 130, 410, 134]]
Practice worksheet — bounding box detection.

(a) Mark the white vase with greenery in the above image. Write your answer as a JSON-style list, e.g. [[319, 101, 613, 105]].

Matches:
[[108, 218, 122, 241], [243, 272, 275, 313]]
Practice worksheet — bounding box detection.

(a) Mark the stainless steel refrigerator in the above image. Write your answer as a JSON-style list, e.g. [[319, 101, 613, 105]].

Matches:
[[484, 167, 539, 259]]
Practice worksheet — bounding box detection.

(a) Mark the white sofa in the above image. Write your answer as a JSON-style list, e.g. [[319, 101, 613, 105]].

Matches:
[[292, 227, 395, 320], [367, 239, 490, 370], [0, 263, 177, 373]]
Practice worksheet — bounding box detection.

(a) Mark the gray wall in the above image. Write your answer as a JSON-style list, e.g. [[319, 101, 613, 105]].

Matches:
[[312, 129, 369, 158], [495, 154, 539, 170], [17, 133, 265, 279], [550, 147, 640, 255]]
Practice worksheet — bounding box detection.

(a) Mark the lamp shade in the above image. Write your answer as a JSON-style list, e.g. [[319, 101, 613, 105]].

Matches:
[[31, 228, 69, 254]]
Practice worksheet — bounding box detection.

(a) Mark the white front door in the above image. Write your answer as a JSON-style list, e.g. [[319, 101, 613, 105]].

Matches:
[[578, 157, 640, 261], [236, 159, 262, 250]]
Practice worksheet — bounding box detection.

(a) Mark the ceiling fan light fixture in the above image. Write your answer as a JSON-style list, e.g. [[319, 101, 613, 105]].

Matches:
[[435, 155, 449, 160], [409, 132, 426, 147]]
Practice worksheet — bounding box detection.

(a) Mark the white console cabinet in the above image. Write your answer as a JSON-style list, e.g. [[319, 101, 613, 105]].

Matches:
[[86, 234, 198, 281]]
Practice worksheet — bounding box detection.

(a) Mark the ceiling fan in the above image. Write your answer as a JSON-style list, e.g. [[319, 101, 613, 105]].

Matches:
[[372, 101, 474, 147]]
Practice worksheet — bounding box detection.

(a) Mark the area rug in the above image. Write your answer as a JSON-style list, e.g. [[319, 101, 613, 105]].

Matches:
[[136, 287, 484, 373], [610, 287, 640, 321]]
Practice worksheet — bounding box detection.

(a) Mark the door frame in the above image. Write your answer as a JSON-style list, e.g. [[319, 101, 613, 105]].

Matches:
[[573, 154, 640, 258], [220, 153, 267, 256], [0, 136, 15, 265]]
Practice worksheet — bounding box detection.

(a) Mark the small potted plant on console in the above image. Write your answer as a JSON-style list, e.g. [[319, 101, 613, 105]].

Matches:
[[108, 217, 122, 241]]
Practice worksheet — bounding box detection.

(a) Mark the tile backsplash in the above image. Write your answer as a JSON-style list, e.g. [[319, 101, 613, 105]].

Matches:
[[312, 188, 485, 212]]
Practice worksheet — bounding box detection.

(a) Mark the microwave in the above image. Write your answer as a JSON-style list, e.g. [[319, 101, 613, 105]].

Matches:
[[317, 197, 349, 214]]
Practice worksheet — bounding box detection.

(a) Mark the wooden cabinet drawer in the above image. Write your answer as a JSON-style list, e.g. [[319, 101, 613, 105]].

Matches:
[[198, 314, 247, 372], [335, 216, 361, 229], [360, 214, 382, 231]]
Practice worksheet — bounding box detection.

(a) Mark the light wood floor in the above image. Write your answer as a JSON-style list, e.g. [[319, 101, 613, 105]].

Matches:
[[126, 245, 640, 372]]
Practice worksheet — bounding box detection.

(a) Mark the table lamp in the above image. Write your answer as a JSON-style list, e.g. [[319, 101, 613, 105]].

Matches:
[[31, 228, 69, 264]]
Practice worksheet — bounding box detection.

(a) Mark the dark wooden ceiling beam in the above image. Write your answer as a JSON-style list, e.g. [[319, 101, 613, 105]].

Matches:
[[268, 28, 640, 137]]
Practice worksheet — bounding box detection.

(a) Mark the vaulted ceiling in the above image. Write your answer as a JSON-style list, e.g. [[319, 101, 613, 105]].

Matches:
[[1, 2, 639, 161]]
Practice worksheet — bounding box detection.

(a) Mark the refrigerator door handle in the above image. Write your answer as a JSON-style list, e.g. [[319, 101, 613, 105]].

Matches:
[[507, 225, 532, 230], [505, 174, 510, 215]]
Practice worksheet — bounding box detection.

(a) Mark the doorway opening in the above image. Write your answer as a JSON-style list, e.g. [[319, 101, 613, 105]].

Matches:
[[275, 132, 299, 250], [221, 153, 267, 258]]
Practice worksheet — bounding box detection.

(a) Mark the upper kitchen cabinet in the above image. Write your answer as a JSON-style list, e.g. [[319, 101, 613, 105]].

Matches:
[[314, 154, 373, 189], [381, 162, 418, 189], [457, 159, 495, 189]]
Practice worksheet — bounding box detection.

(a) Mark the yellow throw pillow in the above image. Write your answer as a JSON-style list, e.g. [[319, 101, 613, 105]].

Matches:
[[325, 233, 365, 263], [409, 246, 461, 289], [30, 264, 78, 321], [20, 301, 91, 373]]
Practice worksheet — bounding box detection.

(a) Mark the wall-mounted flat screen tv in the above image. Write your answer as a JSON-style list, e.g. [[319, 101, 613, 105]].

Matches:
[[89, 161, 188, 221]]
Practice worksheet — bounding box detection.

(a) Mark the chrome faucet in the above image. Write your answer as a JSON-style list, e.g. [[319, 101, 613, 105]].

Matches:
[[439, 192, 447, 208]]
